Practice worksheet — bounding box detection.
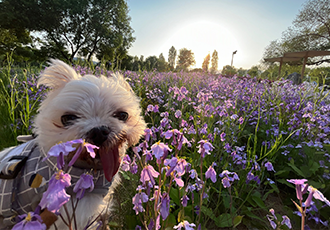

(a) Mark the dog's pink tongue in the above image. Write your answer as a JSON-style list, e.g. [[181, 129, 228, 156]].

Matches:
[[99, 147, 121, 182]]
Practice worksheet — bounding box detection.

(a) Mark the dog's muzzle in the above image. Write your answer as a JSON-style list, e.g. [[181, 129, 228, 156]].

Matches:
[[84, 126, 124, 182], [86, 126, 111, 146]]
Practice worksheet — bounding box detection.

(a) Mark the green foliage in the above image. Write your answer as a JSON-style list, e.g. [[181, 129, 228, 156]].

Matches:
[[1, 59, 330, 229], [202, 53, 210, 72], [210, 50, 218, 74], [168, 46, 177, 71], [0, 55, 44, 148], [176, 48, 196, 71], [0, 0, 135, 64], [263, 0, 330, 66], [247, 66, 259, 77], [221, 65, 237, 76]]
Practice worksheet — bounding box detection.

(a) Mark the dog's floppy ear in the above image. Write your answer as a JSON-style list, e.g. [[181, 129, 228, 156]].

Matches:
[[38, 59, 80, 89]]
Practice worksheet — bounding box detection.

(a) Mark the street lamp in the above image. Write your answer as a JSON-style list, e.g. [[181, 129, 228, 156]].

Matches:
[[231, 50, 237, 67]]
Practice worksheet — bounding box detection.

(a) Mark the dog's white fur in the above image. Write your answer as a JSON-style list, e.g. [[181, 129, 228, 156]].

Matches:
[[1, 60, 146, 229]]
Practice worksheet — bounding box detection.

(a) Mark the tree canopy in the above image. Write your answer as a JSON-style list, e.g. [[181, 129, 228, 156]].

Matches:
[[168, 46, 177, 71], [0, 0, 135, 63], [202, 53, 211, 72], [176, 48, 195, 71], [263, 0, 330, 65], [210, 50, 219, 74]]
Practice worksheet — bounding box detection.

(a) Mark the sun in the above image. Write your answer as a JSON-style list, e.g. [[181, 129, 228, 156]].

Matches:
[[160, 20, 240, 70]]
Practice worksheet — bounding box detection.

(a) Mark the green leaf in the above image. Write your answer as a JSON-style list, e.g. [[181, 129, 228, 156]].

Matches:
[[268, 181, 280, 193], [287, 160, 306, 177], [201, 206, 217, 221], [216, 213, 232, 228], [251, 192, 266, 209], [324, 144, 330, 153], [166, 213, 176, 226], [233, 215, 244, 228], [124, 215, 139, 229], [169, 188, 180, 206], [222, 193, 231, 209], [275, 169, 290, 177], [242, 207, 264, 222], [308, 161, 320, 174]]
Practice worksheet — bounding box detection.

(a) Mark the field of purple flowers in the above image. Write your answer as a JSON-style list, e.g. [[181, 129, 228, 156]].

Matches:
[[1, 63, 330, 229]]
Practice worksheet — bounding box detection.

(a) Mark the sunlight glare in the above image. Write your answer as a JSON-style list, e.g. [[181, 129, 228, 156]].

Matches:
[[160, 21, 240, 70]]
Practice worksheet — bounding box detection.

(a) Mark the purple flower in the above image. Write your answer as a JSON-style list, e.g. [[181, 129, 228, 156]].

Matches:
[[238, 117, 244, 125], [68, 139, 99, 166], [173, 176, 184, 187], [220, 132, 226, 142], [132, 192, 149, 214], [221, 177, 231, 188], [265, 162, 275, 172], [12, 212, 46, 230], [165, 157, 188, 178], [147, 104, 154, 112], [144, 128, 153, 142], [220, 170, 239, 188], [205, 165, 217, 183], [181, 195, 189, 207], [159, 192, 170, 220], [197, 140, 214, 158], [153, 105, 159, 112], [121, 154, 131, 172], [189, 169, 198, 179], [266, 215, 277, 229], [39, 170, 71, 213], [281, 215, 292, 229], [246, 170, 260, 184], [175, 110, 182, 118], [151, 141, 171, 160], [140, 165, 160, 186], [44, 141, 76, 169], [287, 179, 308, 200], [73, 173, 94, 199], [174, 220, 196, 230], [304, 185, 330, 207]]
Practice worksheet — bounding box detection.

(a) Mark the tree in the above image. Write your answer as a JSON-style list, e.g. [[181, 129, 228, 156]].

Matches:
[[202, 53, 211, 72], [176, 48, 195, 71], [157, 53, 167, 72], [263, 0, 330, 65], [247, 66, 259, 77], [0, 0, 135, 63], [222, 65, 237, 76], [237, 68, 247, 77], [145, 56, 158, 71], [168, 46, 177, 70], [210, 50, 219, 74]]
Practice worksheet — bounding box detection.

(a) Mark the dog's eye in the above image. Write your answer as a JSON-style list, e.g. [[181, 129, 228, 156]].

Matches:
[[114, 112, 129, 121], [61, 114, 79, 126]]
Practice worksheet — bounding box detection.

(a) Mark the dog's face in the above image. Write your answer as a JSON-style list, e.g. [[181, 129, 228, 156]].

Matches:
[[33, 60, 146, 182]]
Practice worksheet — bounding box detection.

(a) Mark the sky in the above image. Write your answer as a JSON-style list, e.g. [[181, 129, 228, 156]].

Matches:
[[126, 0, 308, 70]]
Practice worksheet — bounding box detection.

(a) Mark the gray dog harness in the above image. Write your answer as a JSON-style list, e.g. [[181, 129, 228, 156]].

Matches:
[[0, 140, 112, 228]]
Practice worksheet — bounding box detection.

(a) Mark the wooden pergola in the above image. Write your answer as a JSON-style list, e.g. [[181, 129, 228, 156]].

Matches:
[[264, 50, 330, 82]]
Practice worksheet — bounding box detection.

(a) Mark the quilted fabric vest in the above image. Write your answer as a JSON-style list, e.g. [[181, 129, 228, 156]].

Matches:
[[0, 140, 112, 228]]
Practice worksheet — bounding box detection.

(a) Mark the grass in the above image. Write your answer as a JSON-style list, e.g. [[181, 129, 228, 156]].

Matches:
[[1, 60, 330, 229]]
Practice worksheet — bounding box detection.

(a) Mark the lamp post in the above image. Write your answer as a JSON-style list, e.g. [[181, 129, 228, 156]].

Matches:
[[231, 50, 237, 67]]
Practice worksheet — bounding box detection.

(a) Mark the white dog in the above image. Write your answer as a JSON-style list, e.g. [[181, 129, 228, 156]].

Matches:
[[0, 60, 146, 229]]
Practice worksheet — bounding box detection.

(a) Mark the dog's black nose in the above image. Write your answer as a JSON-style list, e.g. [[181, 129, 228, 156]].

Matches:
[[86, 126, 110, 146]]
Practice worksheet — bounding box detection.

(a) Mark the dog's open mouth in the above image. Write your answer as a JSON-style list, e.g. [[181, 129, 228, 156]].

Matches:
[[98, 146, 121, 182], [71, 145, 121, 182], [69, 131, 127, 182]]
